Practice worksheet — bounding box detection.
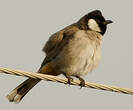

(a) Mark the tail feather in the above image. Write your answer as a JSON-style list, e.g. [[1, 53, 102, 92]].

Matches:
[[6, 62, 59, 103], [6, 78, 40, 103]]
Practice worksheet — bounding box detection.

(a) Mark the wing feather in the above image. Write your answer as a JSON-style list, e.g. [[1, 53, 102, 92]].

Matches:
[[40, 23, 79, 67]]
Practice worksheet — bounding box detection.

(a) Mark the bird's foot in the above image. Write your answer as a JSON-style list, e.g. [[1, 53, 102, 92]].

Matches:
[[67, 77, 73, 85], [62, 73, 73, 85], [76, 76, 85, 88]]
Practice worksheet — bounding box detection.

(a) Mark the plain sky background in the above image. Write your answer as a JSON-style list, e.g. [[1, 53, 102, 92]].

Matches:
[[0, 0, 133, 109]]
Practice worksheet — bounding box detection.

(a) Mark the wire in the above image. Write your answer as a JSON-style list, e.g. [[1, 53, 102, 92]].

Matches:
[[0, 67, 133, 95]]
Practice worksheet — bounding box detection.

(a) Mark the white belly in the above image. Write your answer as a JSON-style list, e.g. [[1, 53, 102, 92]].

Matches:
[[52, 30, 102, 76]]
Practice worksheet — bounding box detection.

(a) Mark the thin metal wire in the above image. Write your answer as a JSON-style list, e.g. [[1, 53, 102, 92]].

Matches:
[[0, 67, 133, 95]]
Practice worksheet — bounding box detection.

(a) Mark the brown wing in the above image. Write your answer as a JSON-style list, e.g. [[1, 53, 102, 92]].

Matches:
[[40, 23, 79, 67]]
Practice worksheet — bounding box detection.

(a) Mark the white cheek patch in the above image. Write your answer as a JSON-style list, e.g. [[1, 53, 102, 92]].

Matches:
[[88, 19, 101, 32]]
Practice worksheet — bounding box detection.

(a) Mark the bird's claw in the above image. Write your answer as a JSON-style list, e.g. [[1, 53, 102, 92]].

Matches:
[[76, 76, 85, 88], [79, 79, 85, 88], [67, 77, 73, 85]]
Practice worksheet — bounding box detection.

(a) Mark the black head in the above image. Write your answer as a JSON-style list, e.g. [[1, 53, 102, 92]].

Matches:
[[78, 10, 113, 35]]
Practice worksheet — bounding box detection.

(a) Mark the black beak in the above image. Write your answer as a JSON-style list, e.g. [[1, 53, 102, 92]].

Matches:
[[103, 20, 113, 25]]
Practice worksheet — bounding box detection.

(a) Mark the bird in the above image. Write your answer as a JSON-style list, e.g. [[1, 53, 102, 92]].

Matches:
[[7, 10, 113, 103]]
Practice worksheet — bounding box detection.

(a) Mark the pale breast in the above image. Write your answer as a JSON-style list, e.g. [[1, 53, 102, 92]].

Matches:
[[52, 30, 102, 76]]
